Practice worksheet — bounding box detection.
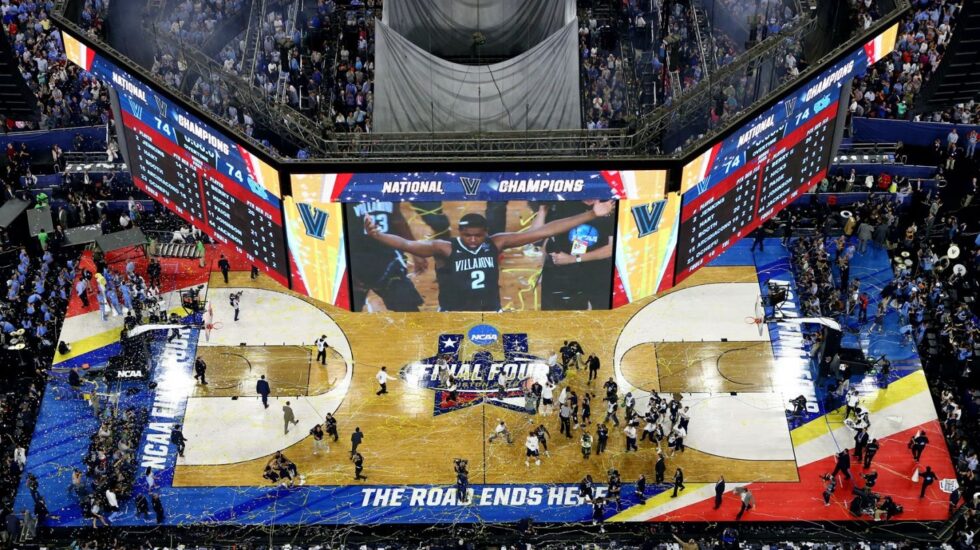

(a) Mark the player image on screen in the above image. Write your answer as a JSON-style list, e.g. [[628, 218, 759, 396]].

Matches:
[[347, 201, 429, 312], [532, 201, 616, 310], [363, 201, 615, 311]]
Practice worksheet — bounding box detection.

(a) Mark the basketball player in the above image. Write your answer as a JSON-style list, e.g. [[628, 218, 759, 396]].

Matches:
[[525, 430, 541, 467], [346, 202, 428, 312], [530, 201, 615, 310], [364, 201, 614, 311]]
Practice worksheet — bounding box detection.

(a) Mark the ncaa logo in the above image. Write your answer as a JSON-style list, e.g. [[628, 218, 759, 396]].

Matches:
[[468, 324, 499, 346]]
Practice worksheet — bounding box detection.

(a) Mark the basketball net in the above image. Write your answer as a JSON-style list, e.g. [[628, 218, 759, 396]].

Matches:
[[204, 302, 214, 342]]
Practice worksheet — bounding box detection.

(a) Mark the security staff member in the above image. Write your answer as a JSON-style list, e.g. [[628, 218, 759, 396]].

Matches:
[[170, 424, 187, 457], [256, 375, 271, 408], [194, 357, 207, 385]]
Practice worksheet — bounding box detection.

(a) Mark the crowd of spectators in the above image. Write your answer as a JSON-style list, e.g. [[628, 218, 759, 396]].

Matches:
[[77, 405, 148, 527], [3, 0, 112, 132], [162, 0, 246, 46], [718, 0, 798, 35], [579, 10, 628, 129], [6, 533, 980, 549], [322, 2, 378, 133], [878, 164, 980, 549], [850, 0, 962, 121], [249, 1, 302, 105], [779, 115, 980, 546], [0, 238, 77, 542], [78, 0, 110, 38]]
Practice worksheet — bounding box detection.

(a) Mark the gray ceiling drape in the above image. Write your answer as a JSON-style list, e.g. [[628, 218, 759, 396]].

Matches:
[[381, 0, 576, 58], [373, 18, 582, 133]]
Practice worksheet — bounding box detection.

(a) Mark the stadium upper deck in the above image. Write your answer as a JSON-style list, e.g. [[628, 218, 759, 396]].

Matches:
[[41, 0, 910, 161]]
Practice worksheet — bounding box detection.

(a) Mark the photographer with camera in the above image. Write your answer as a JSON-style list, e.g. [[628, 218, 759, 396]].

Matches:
[[230, 291, 242, 321], [454, 459, 469, 503]]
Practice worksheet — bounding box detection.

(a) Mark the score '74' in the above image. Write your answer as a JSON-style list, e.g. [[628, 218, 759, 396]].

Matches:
[[224, 162, 268, 200]]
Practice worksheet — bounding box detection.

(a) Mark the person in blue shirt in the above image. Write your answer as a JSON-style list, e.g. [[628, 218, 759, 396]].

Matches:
[[96, 288, 108, 321], [120, 283, 132, 314], [107, 286, 122, 316]]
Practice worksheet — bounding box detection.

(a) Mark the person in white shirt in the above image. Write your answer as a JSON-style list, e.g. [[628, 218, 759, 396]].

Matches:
[[557, 386, 568, 407], [105, 487, 119, 512], [375, 366, 389, 396], [488, 419, 513, 444], [315, 335, 329, 365], [624, 424, 638, 452], [845, 389, 861, 419], [13, 446, 26, 468], [541, 381, 555, 415], [525, 432, 541, 466]]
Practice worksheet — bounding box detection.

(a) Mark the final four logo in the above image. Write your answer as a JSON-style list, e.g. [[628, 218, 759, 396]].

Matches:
[[399, 328, 563, 416]]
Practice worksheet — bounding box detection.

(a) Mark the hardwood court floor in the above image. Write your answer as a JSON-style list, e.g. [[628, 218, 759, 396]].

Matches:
[[192, 346, 343, 398], [173, 266, 798, 487]]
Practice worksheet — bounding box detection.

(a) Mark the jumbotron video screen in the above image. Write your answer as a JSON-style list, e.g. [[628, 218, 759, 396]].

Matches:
[[62, 30, 290, 285]]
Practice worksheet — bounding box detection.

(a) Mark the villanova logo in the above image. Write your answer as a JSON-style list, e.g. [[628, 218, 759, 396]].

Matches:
[[154, 95, 168, 118], [297, 203, 329, 239], [460, 176, 481, 196], [125, 96, 144, 120], [399, 330, 563, 416], [630, 200, 667, 238]]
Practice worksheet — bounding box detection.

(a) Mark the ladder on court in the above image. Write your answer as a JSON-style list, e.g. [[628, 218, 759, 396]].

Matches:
[[154, 242, 199, 259]]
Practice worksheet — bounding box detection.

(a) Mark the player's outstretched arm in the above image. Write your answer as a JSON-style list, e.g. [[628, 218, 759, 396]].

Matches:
[[364, 215, 449, 257], [493, 201, 614, 250]]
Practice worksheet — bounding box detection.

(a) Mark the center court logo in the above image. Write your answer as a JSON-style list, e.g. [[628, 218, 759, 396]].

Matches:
[[467, 324, 499, 346], [399, 332, 564, 415]]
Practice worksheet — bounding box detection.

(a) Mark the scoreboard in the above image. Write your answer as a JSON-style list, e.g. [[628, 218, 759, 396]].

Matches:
[[676, 94, 842, 280], [674, 26, 898, 283], [63, 31, 290, 285], [58, 21, 898, 309]]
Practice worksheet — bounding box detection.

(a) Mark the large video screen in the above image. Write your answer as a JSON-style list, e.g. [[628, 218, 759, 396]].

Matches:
[[674, 25, 899, 283], [63, 31, 289, 285], [613, 192, 681, 307], [284, 175, 349, 308], [345, 200, 618, 312]]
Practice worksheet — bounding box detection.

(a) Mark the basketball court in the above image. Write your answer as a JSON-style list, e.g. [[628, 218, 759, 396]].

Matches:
[[16, 240, 955, 526]]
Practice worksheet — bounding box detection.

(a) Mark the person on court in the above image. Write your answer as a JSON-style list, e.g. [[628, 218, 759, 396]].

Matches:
[[323, 413, 340, 442], [315, 335, 329, 365], [193, 357, 207, 385], [170, 424, 187, 457], [230, 291, 241, 321], [324, 413, 339, 442], [351, 427, 364, 456], [714, 475, 726, 509], [671, 467, 685, 497], [525, 430, 541, 467], [256, 375, 271, 409], [310, 423, 328, 455], [376, 366, 389, 396], [364, 202, 614, 311], [346, 202, 428, 312], [218, 254, 230, 283], [352, 451, 366, 481], [282, 401, 299, 434]]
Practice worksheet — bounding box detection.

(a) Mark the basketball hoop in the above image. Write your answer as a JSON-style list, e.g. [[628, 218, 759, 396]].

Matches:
[[203, 303, 221, 342], [745, 316, 765, 337]]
